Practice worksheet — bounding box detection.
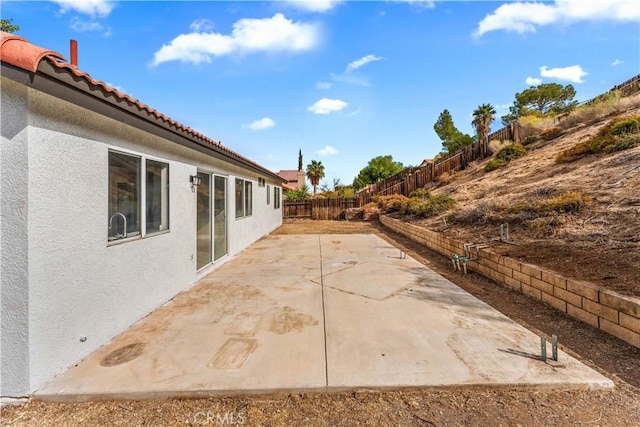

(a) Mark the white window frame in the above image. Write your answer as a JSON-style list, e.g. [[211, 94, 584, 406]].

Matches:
[[235, 178, 253, 219], [108, 149, 170, 245]]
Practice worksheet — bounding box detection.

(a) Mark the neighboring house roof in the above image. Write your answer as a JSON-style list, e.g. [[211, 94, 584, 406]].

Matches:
[[282, 183, 297, 192], [277, 170, 300, 183], [0, 31, 286, 183]]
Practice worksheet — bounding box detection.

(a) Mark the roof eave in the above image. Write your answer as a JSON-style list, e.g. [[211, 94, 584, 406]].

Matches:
[[1, 59, 286, 184]]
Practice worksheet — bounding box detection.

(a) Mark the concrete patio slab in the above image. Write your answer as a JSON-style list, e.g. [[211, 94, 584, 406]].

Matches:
[[35, 234, 612, 401]]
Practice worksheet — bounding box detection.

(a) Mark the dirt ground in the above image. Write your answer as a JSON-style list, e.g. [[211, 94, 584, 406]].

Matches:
[[3, 220, 640, 427], [416, 104, 640, 297]]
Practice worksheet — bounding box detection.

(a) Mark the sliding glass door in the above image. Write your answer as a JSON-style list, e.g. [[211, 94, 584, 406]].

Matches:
[[214, 176, 227, 261], [196, 173, 211, 270], [196, 173, 227, 270]]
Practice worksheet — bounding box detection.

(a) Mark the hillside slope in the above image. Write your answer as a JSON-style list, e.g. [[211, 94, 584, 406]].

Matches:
[[417, 100, 640, 297]]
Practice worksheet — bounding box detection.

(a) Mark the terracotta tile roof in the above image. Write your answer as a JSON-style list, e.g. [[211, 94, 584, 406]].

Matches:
[[277, 170, 300, 183], [0, 31, 285, 182], [0, 32, 66, 73]]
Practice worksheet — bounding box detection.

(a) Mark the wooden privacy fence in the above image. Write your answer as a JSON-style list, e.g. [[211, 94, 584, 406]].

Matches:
[[283, 197, 358, 220], [357, 137, 490, 205], [282, 201, 313, 219], [610, 73, 640, 97]]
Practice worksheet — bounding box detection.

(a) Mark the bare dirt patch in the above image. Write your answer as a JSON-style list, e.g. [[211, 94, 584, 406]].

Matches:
[[413, 107, 640, 297], [4, 220, 639, 426]]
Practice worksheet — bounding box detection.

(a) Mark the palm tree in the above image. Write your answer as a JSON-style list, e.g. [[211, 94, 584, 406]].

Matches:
[[472, 103, 496, 155], [305, 160, 325, 197]]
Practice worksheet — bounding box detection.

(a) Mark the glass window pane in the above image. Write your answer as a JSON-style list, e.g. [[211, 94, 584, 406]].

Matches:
[[146, 160, 169, 234], [245, 181, 252, 216], [214, 176, 227, 261], [108, 151, 140, 241], [235, 178, 244, 218], [274, 186, 280, 209], [197, 173, 211, 269]]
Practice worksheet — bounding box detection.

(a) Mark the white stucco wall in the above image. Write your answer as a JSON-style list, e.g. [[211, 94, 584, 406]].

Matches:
[[1, 77, 282, 396], [1, 78, 31, 397]]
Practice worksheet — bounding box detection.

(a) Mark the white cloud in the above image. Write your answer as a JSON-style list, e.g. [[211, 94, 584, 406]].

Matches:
[[316, 81, 332, 90], [525, 76, 542, 86], [70, 17, 103, 32], [283, 0, 343, 12], [611, 59, 624, 66], [330, 72, 369, 87], [308, 98, 348, 115], [326, 54, 382, 87], [391, 0, 435, 8], [244, 117, 276, 131], [474, 0, 639, 37], [152, 13, 319, 66], [494, 103, 511, 111], [53, 0, 115, 17], [540, 65, 588, 83], [317, 145, 339, 155], [346, 54, 383, 73], [190, 19, 214, 32]]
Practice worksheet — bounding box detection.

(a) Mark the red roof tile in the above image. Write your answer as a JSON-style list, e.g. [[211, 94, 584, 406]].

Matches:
[[277, 170, 300, 183], [1, 32, 66, 73], [0, 31, 284, 182]]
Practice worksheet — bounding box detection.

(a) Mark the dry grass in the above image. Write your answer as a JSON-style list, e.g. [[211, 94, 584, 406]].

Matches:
[[518, 115, 558, 139], [556, 115, 640, 163], [539, 126, 563, 141], [559, 91, 639, 129], [450, 191, 591, 231], [413, 99, 640, 295]]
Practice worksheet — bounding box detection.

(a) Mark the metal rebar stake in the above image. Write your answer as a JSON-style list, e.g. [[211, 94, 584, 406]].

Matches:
[[540, 336, 547, 362], [552, 334, 558, 361], [499, 223, 510, 242]]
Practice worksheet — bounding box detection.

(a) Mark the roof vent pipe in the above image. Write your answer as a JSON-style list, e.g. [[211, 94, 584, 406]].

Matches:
[[70, 39, 78, 67]]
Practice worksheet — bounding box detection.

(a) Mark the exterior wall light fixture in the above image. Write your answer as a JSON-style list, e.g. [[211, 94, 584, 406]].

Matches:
[[190, 174, 202, 191]]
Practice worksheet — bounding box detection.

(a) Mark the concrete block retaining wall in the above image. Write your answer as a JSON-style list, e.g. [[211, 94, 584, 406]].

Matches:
[[380, 215, 640, 349]]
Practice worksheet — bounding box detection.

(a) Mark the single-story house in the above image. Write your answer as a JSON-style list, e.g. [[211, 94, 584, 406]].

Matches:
[[0, 32, 286, 398]]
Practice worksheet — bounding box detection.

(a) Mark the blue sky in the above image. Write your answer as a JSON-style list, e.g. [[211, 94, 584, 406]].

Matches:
[[3, 1, 639, 185]]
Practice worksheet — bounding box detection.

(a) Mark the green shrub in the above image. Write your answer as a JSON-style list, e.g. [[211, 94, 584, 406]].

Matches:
[[522, 135, 538, 146], [495, 143, 527, 162], [484, 158, 507, 172], [609, 117, 640, 136], [424, 193, 456, 213], [484, 142, 527, 172], [602, 133, 640, 153], [372, 194, 408, 212], [556, 115, 640, 163], [403, 194, 455, 217], [408, 188, 430, 199], [285, 185, 311, 201], [373, 191, 455, 218]]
